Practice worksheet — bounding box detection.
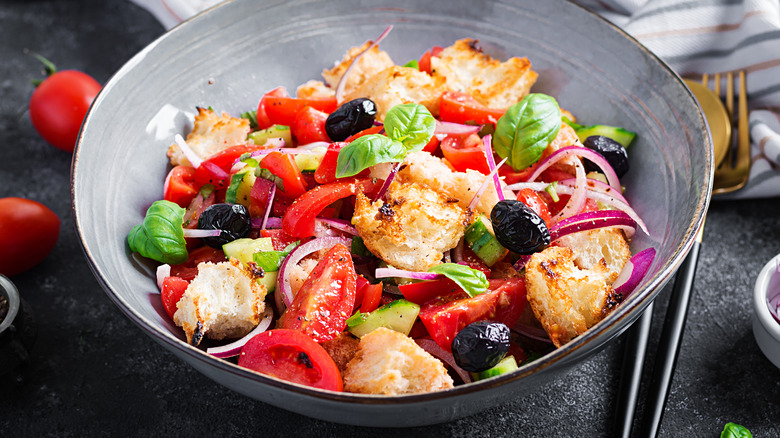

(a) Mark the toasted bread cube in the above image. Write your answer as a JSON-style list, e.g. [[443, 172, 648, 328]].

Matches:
[[352, 181, 466, 272], [525, 246, 622, 347], [555, 228, 632, 284], [320, 332, 360, 376], [167, 107, 250, 167], [430, 38, 538, 109], [173, 258, 266, 345], [296, 79, 335, 99], [321, 42, 395, 97], [343, 327, 454, 395]]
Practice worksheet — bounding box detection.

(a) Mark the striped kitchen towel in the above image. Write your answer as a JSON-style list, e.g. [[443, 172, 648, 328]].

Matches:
[[130, 0, 780, 198]]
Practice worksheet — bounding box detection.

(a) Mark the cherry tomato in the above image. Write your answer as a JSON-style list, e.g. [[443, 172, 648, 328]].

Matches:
[[260, 152, 308, 198], [419, 278, 527, 351], [0, 198, 60, 277], [440, 133, 490, 174], [439, 91, 505, 126], [313, 142, 370, 185], [238, 329, 343, 391], [516, 188, 552, 226], [169, 246, 226, 281], [256, 87, 290, 129], [292, 106, 330, 145], [161, 276, 189, 319], [29, 61, 101, 153], [279, 244, 357, 342], [263, 96, 337, 127], [164, 165, 200, 208], [282, 178, 380, 238]]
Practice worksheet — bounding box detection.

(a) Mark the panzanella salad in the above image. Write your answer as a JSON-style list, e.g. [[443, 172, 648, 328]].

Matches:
[[128, 29, 655, 395]]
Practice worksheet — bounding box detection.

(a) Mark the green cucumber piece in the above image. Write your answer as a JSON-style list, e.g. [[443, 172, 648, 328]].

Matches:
[[222, 237, 274, 265], [248, 124, 292, 146], [471, 355, 518, 381], [257, 271, 277, 293], [562, 117, 636, 148], [224, 167, 256, 207], [293, 147, 326, 172], [346, 299, 420, 338], [464, 216, 508, 267]]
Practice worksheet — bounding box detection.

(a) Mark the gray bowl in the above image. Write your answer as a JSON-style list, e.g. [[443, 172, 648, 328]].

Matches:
[[72, 0, 711, 427]]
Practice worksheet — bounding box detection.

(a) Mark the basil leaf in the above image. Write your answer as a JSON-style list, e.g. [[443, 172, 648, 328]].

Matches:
[[127, 200, 188, 264], [335, 134, 407, 178], [493, 93, 561, 170], [240, 110, 259, 130], [428, 263, 489, 298], [403, 59, 419, 70], [383, 103, 436, 152], [721, 423, 753, 438]]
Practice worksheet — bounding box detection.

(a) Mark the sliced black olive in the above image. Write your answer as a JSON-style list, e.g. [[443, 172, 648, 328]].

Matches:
[[582, 135, 629, 178], [325, 98, 377, 141], [451, 321, 511, 372], [491, 199, 550, 255], [197, 203, 251, 248]]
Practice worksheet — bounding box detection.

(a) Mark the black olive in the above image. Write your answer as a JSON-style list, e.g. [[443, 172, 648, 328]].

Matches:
[[451, 321, 510, 372], [197, 203, 251, 248], [325, 98, 377, 141], [582, 135, 629, 178], [491, 200, 550, 255]]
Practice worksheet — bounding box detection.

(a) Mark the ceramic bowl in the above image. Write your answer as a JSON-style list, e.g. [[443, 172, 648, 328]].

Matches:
[[753, 254, 780, 369], [72, 0, 712, 426]]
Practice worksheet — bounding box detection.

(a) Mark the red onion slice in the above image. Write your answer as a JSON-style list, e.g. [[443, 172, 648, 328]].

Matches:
[[199, 160, 229, 182], [415, 338, 472, 384], [156, 264, 171, 292], [512, 254, 532, 271], [260, 184, 276, 230], [206, 306, 275, 358], [549, 210, 637, 241], [373, 162, 400, 202], [511, 320, 553, 343], [174, 134, 202, 168], [182, 228, 222, 238], [334, 25, 393, 103], [375, 267, 440, 281], [482, 135, 504, 202], [316, 218, 358, 236], [612, 247, 656, 298], [452, 238, 465, 264], [558, 177, 629, 205], [552, 158, 586, 222], [435, 120, 481, 136], [277, 237, 353, 307], [526, 145, 621, 191], [467, 157, 508, 211]]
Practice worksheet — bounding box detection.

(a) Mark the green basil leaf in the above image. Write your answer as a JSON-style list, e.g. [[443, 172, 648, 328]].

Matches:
[[383, 103, 436, 152], [403, 59, 419, 70], [240, 110, 259, 130], [721, 423, 753, 438], [335, 134, 407, 178], [127, 200, 188, 264], [428, 263, 489, 298], [493, 93, 561, 170]]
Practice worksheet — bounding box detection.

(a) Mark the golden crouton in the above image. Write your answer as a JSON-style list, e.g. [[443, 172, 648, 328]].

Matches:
[[430, 38, 538, 109], [525, 246, 622, 347], [321, 42, 395, 98], [320, 332, 360, 376], [555, 228, 632, 284], [343, 327, 454, 395], [352, 181, 466, 272], [396, 151, 514, 221], [343, 66, 446, 120], [296, 79, 335, 99], [167, 107, 250, 167], [173, 258, 266, 345]]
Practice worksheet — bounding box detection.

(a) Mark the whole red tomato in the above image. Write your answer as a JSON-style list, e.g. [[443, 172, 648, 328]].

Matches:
[[0, 198, 61, 277], [29, 58, 101, 153]]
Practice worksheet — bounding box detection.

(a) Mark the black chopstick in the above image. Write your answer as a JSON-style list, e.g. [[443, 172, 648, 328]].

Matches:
[[640, 235, 702, 437], [614, 301, 655, 437]]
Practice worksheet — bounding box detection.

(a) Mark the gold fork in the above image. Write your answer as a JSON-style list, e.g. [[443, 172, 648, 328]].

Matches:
[[704, 71, 750, 194]]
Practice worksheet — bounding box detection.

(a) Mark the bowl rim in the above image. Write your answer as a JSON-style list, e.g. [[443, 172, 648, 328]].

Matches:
[[753, 254, 780, 342], [71, 0, 712, 404]]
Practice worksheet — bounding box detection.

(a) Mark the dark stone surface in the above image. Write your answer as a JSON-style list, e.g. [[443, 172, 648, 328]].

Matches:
[[1, 1, 778, 436]]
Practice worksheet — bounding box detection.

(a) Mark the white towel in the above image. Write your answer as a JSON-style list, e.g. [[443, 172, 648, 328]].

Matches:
[[130, 0, 780, 198]]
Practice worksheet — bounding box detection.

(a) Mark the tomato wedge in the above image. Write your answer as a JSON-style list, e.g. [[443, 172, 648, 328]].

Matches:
[[256, 86, 290, 129], [313, 142, 371, 184], [282, 178, 380, 238], [238, 329, 343, 391], [279, 244, 357, 342], [161, 276, 189, 319], [516, 188, 552, 226], [169, 246, 227, 281], [292, 106, 331, 145], [439, 91, 506, 125], [259, 151, 308, 198], [400, 278, 464, 305], [418, 45, 444, 75], [419, 278, 527, 351], [264, 96, 338, 127], [164, 165, 199, 208], [344, 125, 383, 143], [440, 133, 490, 174]]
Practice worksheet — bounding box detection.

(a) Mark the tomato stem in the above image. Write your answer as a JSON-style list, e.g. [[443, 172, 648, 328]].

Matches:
[[28, 51, 58, 87]]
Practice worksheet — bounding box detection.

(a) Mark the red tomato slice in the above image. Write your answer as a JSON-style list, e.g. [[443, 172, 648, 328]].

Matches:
[[343, 125, 383, 143], [279, 244, 356, 342], [399, 278, 465, 305], [439, 91, 505, 125], [256, 86, 289, 130], [422, 133, 441, 153], [419, 278, 527, 351], [292, 106, 331, 145], [516, 188, 552, 226], [282, 178, 380, 238], [193, 145, 262, 189], [418, 45, 444, 75], [260, 151, 308, 198], [440, 134, 490, 174], [264, 96, 338, 127], [169, 246, 227, 281], [161, 276, 189, 319], [360, 282, 383, 313], [313, 142, 371, 185], [164, 165, 200, 208], [238, 329, 343, 391], [260, 228, 304, 251]]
